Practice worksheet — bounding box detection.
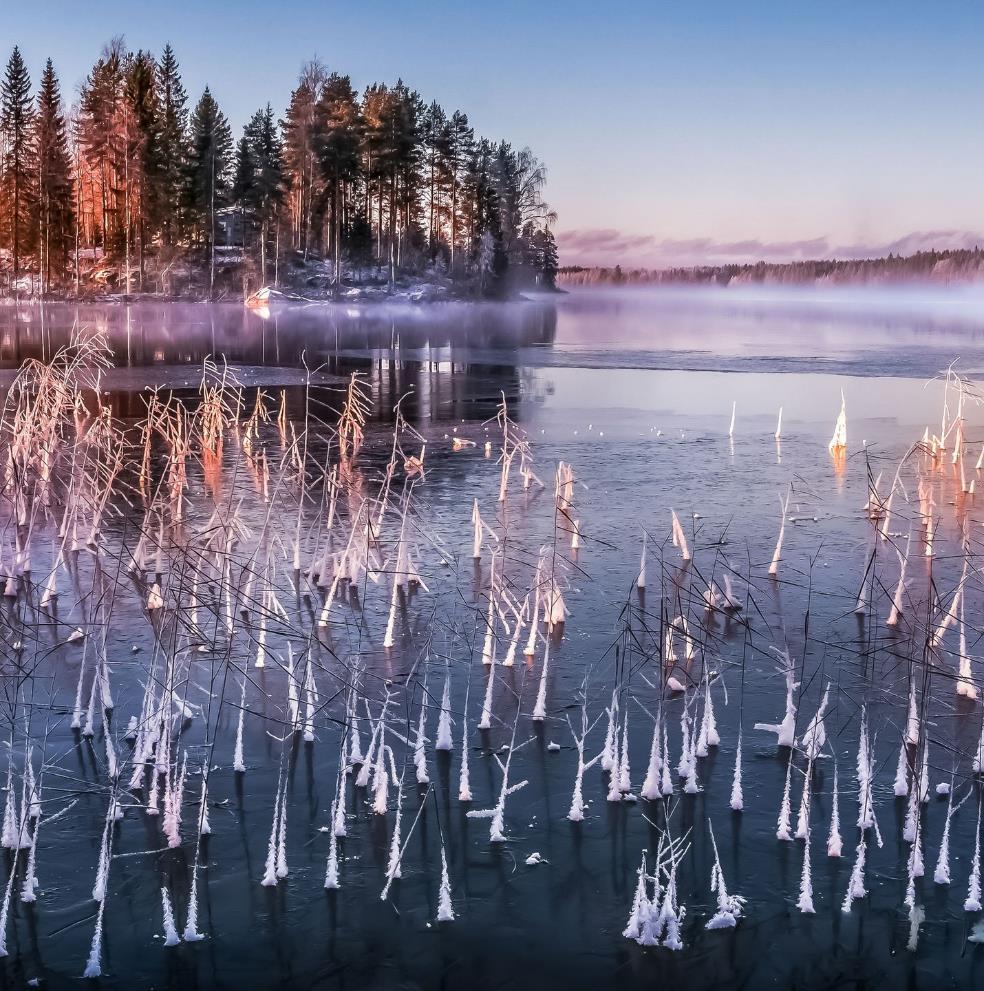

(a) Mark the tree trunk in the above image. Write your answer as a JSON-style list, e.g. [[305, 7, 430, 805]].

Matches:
[[261, 208, 267, 286], [450, 176, 457, 272], [209, 151, 216, 299], [389, 172, 396, 286], [303, 153, 313, 262], [333, 175, 341, 292], [13, 161, 20, 290], [75, 168, 81, 299]]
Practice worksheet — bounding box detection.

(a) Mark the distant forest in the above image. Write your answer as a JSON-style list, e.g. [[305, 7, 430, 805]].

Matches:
[[0, 40, 558, 298], [559, 248, 984, 288]]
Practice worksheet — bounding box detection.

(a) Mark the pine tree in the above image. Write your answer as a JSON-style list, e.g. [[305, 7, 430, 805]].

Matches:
[[381, 81, 425, 275], [315, 74, 361, 290], [493, 141, 520, 268], [347, 211, 373, 278], [34, 59, 73, 292], [1, 47, 36, 289], [423, 101, 449, 251], [400, 99, 429, 268], [78, 40, 127, 261], [187, 86, 233, 295], [465, 138, 496, 250], [446, 110, 474, 270], [358, 81, 424, 277], [281, 63, 324, 259], [360, 82, 390, 263], [0, 40, 553, 294]]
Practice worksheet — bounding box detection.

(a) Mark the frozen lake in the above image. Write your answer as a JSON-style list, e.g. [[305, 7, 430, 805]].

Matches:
[[0, 288, 980, 989]]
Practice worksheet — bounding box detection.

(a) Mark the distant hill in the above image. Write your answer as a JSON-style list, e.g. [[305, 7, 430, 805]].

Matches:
[[558, 248, 984, 287]]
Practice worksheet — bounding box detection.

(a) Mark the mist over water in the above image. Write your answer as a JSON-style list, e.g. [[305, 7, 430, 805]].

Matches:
[[7, 281, 984, 382], [0, 288, 980, 989]]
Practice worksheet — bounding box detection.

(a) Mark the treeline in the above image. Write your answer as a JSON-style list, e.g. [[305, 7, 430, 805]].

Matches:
[[558, 249, 984, 288], [0, 40, 559, 298]]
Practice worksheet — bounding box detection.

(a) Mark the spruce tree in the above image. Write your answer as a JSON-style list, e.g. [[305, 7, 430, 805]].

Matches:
[[187, 87, 232, 294], [232, 130, 256, 284], [1, 46, 36, 287], [34, 59, 73, 292], [232, 136, 256, 219], [531, 226, 558, 288], [347, 211, 373, 278], [155, 44, 190, 247], [125, 51, 162, 288], [235, 106, 284, 282], [250, 105, 283, 282], [540, 227, 558, 288]]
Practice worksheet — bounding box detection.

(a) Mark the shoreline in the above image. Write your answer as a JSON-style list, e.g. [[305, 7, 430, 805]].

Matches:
[[0, 285, 564, 307]]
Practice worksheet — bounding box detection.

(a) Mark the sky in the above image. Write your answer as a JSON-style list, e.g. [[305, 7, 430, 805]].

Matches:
[[7, 1, 984, 269]]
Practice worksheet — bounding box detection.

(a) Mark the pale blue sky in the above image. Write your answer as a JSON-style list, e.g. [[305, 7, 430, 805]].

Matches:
[[8, 1, 984, 266]]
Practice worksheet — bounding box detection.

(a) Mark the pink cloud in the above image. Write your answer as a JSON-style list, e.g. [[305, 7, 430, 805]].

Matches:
[[556, 228, 657, 253], [556, 227, 984, 269], [833, 230, 984, 259]]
